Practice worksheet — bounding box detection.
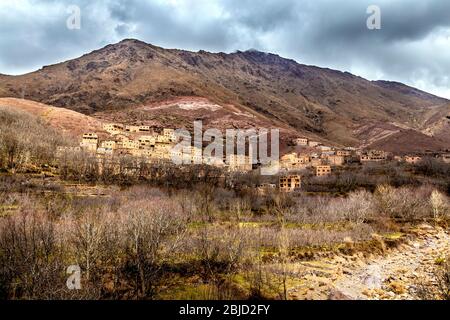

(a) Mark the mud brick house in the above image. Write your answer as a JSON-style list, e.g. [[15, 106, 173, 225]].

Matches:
[[326, 155, 345, 166], [336, 150, 352, 157], [139, 136, 156, 148], [80, 133, 98, 152], [101, 140, 117, 150], [315, 165, 332, 177], [279, 175, 302, 193], [360, 150, 388, 162], [404, 155, 422, 164], [121, 139, 140, 150], [139, 126, 151, 132], [103, 123, 124, 135], [161, 128, 177, 143], [294, 138, 308, 146]]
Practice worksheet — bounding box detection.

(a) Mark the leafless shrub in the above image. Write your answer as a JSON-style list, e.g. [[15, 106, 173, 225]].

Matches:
[[193, 184, 217, 222], [230, 197, 252, 221], [194, 226, 250, 280], [174, 189, 198, 221], [286, 190, 376, 225], [243, 228, 275, 299], [67, 210, 106, 283], [277, 226, 290, 300], [375, 185, 431, 220], [290, 196, 335, 223], [249, 225, 373, 248], [0, 198, 64, 299], [120, 185, 165, 201], [118, 198, 187, 299], [415, 157, 450, 178], [339, 190, 376, 224], [430, 190, 449, 219]]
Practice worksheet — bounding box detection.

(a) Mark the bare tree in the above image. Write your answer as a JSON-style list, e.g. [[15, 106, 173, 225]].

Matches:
[[120, 199, 187, 299], [0, 197, 64, 299]]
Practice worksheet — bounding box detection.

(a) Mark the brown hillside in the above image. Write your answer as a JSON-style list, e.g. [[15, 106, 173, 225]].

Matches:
[[0, 39, 448, 149], [0, 98, 103, 138], [367, 129, 449, 154]]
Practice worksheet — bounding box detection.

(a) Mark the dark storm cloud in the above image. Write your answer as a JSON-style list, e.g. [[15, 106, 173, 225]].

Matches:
[[106, 0, 236, 51], [222, 0, 300, 31], [1, 0, 450, 98], [0, 0, 116, 73], [275, 0, 450, 97]]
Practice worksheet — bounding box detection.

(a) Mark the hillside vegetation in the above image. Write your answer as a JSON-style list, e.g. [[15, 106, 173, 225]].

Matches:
[[0, 105, 71, 172]]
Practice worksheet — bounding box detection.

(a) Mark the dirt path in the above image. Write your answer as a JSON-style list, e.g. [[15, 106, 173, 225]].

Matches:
[[288, 224, 450, 300]]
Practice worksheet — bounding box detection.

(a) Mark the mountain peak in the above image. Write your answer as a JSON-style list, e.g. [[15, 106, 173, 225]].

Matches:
[[234, 48, 277, 56], [245, 48, 264, 53], [118, 38, 148, 46], [112, 38, 162, 51]]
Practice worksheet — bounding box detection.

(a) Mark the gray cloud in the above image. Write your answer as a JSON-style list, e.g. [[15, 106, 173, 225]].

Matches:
[[1, 0, 450, 98]]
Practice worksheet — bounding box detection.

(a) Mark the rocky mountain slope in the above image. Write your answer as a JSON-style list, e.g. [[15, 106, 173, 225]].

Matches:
[[0, 39, 449, 150]]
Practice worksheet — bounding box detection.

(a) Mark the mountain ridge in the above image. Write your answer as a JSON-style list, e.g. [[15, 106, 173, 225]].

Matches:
[[0, 38, 449, 152]]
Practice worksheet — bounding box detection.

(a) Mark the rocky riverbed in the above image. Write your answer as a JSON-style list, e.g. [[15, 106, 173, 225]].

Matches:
[[287, 224, 450, 300]]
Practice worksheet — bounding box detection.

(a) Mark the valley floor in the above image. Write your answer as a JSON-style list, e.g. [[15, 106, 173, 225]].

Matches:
[[1, 173, 449, 300]]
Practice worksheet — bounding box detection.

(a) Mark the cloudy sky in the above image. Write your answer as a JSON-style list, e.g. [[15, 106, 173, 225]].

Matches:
[[1, 0, 450, 98]]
